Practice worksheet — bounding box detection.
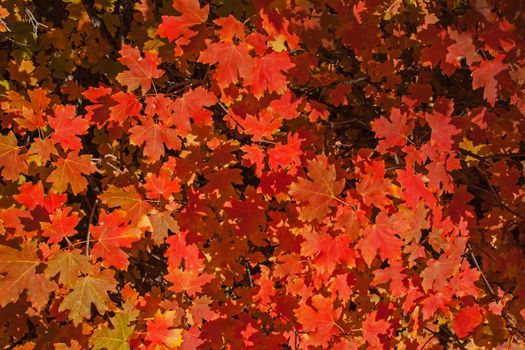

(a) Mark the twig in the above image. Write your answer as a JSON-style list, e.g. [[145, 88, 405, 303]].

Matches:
[[219, 102, 246, 131], [24, 8, 48, 36], [244, 261, 253, 288], [85, 199, 99, 257], [459, 148, 525, 163], [0, 18, 11, 32], [467, 243, 496, 296]]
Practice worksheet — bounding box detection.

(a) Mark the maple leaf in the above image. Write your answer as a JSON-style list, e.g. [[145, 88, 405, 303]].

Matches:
[[109, 91, 142, 125], [268, 133, 303, 172], [371, 108, 411, 153], [0, 244, 42, 307], [421, 254, 460, 292], [269, 91, 301, 120], [47, 151, 97, 194], [171, 87, 217, 134], [471, 55, 507, 107], [165, 267, 213, 297], [300, 231, 355, 274], [362, 311, 390, 347], [0, 131, 27, 181], [144, 171, 181, 200], [165, 232, 204, 270], [356, 212, 403, 267], [10, 88, 49, 131], [198, 41, 254, 89], [445, 28, 480, 69], [100, 184, 153, 225], [146, 311, 184, 349], [290, 155, 345, 222], [40, 207, 80, 243], [58, 268, 117, 325], [240, 109, 282, 142], [90, 303, 138, 350], [157, 0, 209, 56], [129, 120, 182, 162], [116, 45, 164, 94], [426, 98, 461, 152], [47, 104, 89, 151], [144, 94, 173, 122], [396, 167, 436, 209], [245, 52, 294, 98], [372, 261, 407, 298], [188, 296, 218, 326], [452, 305, 483, 339], [214, 15, 245, 42], [149, 209, 179, 245], [241, 144, 266, 177], [28, 137, 57, 165], [356, 159, 397, 209], [14, 181, 45, 210], [295, 295, 342, 348], [45, 249, 94, 288], [90, 210, 142, 270], [82, 85, 116, 126]]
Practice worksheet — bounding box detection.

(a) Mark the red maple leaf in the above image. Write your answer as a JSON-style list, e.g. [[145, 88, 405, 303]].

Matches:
[[144, 171, 181, 200], [109, 91, 141, 125], [157, 0, 209, 56], [362, 311, 390, 348], [396, 167, 436, 209], [471, 55, 508, 107], [48, 105, 89, 151], [165, 267, 213, 297], [289, 155, 345, 222], [198, 42, 254, 89], [300, 231, 356, 274], [116, 45, 164, 94], [214, 15, 245, 42], [268, 133, 303, 172], [82, 85, 116, 127], [144, 94, 173, 123], [171, 87, 217, 135], [14, 182, 45, 210], [452, 305, 483, 339], [356, 212, 403, 267], [371, 108, 411, 153], [295, 296, 342, 348], [41, 207, 80, 243], [90, 210, 142, 270], [240, 109, 282, 142], [245, 52, 294, 98], [129, 121, 182, 162], [425, 98, 460, 152]]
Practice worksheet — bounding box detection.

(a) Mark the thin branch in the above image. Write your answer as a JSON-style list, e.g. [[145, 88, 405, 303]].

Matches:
[[459, 148, 525, 162], [81, 0, 120, 53], [219, 102, 246, 131], [85, 199, 99, 257], [467, 243, 496, 297]]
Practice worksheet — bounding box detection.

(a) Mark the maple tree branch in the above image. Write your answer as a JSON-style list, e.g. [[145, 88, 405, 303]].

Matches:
[[467, 243, 496, 297], [459, 148, 525, 163], [460, 150, 525, 220], [85, 198, 98, 257], [81, 0, 120, 53]]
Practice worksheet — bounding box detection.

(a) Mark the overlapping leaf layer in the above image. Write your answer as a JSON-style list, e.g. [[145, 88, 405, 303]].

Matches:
[[0, 0, 524, 349]]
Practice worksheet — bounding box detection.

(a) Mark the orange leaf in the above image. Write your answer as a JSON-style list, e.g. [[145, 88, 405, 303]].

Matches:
[[47, 152, 97, 194]]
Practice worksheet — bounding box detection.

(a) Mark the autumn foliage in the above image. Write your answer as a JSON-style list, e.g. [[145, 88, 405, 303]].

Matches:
[[1, 0, 525, 349]]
